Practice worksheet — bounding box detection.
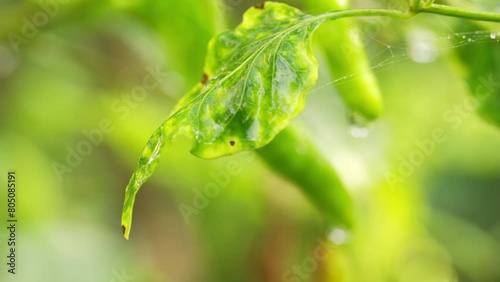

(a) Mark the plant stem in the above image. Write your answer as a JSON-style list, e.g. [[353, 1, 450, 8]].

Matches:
[[318, 9, 411, 22], [316, 4, 500, 23], [419, 4, 500, 22]]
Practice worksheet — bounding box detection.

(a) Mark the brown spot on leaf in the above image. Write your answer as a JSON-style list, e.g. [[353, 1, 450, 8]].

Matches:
[[254, 3, 265, 9], [122, 225, 126, 235], [201, 73, 209, 84], [229, 140, 236, 146]]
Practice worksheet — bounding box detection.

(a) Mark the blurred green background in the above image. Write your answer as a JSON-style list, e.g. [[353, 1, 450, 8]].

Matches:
[[1, 0, 500, 281]]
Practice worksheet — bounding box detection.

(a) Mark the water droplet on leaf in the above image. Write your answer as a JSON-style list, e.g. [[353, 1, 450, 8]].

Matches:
[[194, 129, 202, 140], [407, 29, 437, 63], [348, 112, 371, 138], [350, 125, 370, 138], [329, 228, 349, 245]]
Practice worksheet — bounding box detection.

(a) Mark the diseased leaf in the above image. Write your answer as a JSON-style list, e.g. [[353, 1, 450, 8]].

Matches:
[[122, 2, 326, 239]]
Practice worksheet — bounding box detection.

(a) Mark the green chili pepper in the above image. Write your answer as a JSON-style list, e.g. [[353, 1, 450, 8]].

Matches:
[[304, 0, 384, 121], [257, 125, 353, 228]]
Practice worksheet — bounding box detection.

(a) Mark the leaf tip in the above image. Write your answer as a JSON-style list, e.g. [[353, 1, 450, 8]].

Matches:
[[122, 225, 130, 240]]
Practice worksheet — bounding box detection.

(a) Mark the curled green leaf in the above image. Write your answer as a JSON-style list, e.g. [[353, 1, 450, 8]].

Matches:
[[122, 2, 326, 239]]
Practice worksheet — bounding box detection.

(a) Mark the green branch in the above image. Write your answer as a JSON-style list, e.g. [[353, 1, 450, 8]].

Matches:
[[418, 4, 500, 22], [314, 3, 500, 23], [318, 9, 410, 22]]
